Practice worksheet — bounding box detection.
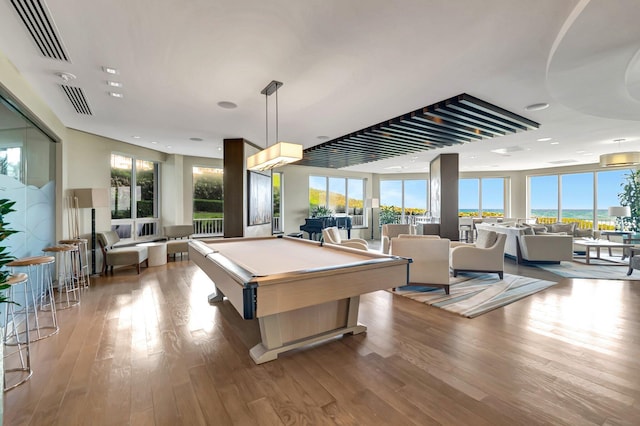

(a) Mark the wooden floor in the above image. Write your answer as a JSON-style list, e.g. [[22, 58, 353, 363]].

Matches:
[[4, 258, 640, 425]]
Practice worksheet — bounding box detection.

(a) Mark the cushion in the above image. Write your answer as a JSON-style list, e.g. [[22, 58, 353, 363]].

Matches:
[[522, 227, 534, 236], [550, 223, 576, 234], [475, 230, 498, 248], [574, 228, 594, 238]]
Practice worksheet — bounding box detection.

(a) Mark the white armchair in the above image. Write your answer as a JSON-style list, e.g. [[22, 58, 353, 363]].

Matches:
[[390, 236, 452, 294], [322, 227, 368, 251], [450, 229, 506, 279], [381, 224, 415, 254]]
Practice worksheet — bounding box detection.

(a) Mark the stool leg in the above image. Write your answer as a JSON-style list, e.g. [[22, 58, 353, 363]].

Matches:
[[4, 280, 33, 391]]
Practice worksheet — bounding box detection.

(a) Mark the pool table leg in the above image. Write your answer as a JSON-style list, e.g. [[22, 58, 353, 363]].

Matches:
[[249, 296, 367, 364], [207, 288, 225, 304]]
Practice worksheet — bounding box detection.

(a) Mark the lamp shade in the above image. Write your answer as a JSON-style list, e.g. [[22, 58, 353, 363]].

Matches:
[[74, 188, 110, 208], [247, 142, 303, 171], [599, 152, 640, 167], [608, 206, 631, 217]]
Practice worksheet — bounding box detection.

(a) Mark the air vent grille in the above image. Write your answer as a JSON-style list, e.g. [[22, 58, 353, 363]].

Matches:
[[10, 0, 69, 61], [60, 85, 92, 115]]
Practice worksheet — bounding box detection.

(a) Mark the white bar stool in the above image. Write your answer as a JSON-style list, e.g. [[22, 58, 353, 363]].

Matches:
[[59, 238, 90, 288], [42, 244, 81, 309], [3, 273, 33, 391], [7, 255, 58, 341]]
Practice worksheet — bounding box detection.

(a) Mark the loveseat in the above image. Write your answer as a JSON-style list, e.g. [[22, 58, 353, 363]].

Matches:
[[97, 230, 149, 274]]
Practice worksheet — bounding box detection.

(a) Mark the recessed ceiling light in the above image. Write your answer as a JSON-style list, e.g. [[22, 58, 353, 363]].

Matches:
[[132, 135, 141, 139], [150, 141, 158, 144], [166, 145, 172, 149], [317, 135, 329, 140], [525, 103, 549, 111], [107, 81, 122, 87], [218, 146, 222, 151], [109, 92, 123, 98], [384, 166, 402, 170], [102, 66, 119, 75], [550, 142, 560, 145], [217, 101, 237, 109], [537, 137, 552, 142], [576, 150, 585, 154], [55, 71, 76, 82], [189, 137, 203, 141]]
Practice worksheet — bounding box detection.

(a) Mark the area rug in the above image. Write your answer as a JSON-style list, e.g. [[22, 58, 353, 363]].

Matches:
[[391, 273, 557, 318], [534, 260, 640, 280]]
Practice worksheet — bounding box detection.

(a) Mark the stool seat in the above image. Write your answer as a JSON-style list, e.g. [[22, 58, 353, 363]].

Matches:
[[59, 238, 88, 244], [7, 256, 55, 267], [5, 273, 28, 285], [43, 244, 77, 252]]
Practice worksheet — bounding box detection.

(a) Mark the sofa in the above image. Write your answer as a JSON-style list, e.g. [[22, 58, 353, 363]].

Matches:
[[97, 230, 149, 274], [475, 223, 574, 263]]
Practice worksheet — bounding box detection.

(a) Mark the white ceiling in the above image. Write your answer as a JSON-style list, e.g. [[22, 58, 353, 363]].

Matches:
[[0, 0, 639, 173]]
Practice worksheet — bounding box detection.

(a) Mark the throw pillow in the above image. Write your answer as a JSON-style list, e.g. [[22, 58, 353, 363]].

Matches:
[[550, 223, 575, 234], [476, 230, 498, 248]]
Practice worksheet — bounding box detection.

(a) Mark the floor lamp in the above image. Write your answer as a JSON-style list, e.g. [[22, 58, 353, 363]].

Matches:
[[74, 188, 110, 275], [367, 198, 380, 239]]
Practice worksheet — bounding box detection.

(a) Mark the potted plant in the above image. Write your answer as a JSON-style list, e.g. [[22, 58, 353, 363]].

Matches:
[[619, 169, 640, 232], [0, 198, 19, 303], [311, 205, 333, 217]]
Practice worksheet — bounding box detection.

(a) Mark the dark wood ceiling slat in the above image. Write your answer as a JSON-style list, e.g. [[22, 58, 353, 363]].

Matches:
[[300, 92, 539, 169]]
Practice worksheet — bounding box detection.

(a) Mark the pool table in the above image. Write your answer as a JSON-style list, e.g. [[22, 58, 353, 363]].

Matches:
[[189, 236, 409, 364]]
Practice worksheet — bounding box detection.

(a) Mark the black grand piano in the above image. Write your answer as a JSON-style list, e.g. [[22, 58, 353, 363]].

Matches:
[[299, 216, 352, 240]]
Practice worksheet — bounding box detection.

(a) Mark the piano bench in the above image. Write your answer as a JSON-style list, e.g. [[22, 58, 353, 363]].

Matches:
[[287, 232, 304, 238]]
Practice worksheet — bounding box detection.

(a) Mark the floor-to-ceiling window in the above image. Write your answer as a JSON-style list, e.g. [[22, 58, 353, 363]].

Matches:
[[529, 175, 559, 223], [110, 153, 160, 241], [528, 170, 630, 229], [379, 179, 428, 224], [561, 172, 593, 229], [459, 177, 506, 217], [192, 166, 223, 235], [273, 172, 282, 233], [308, 175, 365, 227]]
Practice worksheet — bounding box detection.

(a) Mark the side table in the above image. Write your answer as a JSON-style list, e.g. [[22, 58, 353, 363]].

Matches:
[[137, 242, 167, 266]]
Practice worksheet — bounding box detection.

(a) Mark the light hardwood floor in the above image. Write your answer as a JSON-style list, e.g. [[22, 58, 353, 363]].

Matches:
[[4, 258, 640, 425]]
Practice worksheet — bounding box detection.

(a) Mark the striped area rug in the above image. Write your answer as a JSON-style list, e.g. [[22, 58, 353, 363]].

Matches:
[[390, 273, 557, 318], [534, 260, 640, 280]]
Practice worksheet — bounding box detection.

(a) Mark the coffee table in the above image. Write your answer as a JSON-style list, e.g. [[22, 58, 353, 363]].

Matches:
[[573, 239, 634, 265]]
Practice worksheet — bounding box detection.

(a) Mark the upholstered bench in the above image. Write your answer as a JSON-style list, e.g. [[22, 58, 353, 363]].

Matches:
[[97, 231, 148, 274], [164, 224, 194, 260]]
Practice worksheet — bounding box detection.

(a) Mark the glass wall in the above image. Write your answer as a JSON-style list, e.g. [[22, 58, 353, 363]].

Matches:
[[0, 94, 56, 321], [459, 178, 480, 217], [561, 173, 593, 227]]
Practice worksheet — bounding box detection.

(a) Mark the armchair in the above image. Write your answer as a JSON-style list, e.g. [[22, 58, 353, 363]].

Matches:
[[390, 236, 452, 294], [164, 224, 194, 260], [450, 229, 506, 279], [381, 224, 415, 254], [321, 227, 368, 251], [97, 231, 148, 274]]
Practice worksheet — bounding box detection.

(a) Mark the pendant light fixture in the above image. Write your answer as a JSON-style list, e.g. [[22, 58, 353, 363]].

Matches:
[[599, 139, 640, 167], [247, 80, 303, 171]]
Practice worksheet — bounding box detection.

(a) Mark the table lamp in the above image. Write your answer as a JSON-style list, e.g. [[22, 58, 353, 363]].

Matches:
[[608, 206, 631, 231], [75, 188, 110, 275]]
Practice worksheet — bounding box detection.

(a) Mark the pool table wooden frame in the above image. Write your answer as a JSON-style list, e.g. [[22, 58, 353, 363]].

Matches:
[[189, 236, 409, 364]]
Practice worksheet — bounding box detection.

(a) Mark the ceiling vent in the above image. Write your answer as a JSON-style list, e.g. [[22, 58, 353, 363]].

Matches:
[[10, 0, 69, 61], [548, 159, 577, 165], [298, 93, 539, 169], [60, 85, 92, 115]]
